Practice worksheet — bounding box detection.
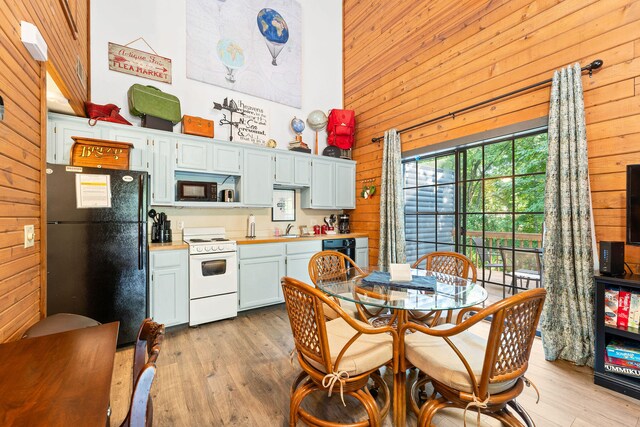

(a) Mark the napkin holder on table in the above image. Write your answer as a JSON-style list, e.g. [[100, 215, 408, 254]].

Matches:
[[389, 263, 412, 282]]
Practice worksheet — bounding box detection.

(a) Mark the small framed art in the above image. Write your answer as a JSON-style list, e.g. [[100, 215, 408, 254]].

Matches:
[[272, 189, 296, 222]]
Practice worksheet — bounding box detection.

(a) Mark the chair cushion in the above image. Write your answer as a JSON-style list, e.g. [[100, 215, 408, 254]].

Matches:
[[405, 323, 517, 394], [306, 317, 393, 376], [22, 313, 100, 339]]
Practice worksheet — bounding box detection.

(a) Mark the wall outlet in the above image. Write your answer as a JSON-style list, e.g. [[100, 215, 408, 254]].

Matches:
[[178, 221, 184, 230], [24, 224, 35, 248]]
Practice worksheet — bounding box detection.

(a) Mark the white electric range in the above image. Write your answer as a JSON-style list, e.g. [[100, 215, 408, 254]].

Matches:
[[183, 227, 238, 326]]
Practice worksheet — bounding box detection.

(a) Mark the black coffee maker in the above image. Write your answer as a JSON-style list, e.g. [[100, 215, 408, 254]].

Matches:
[[338, 214, 350, 234], [149, 209, 172, 243]]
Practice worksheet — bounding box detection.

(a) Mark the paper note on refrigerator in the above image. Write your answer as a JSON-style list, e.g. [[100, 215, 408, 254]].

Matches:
[[76, 174, 112, 208]]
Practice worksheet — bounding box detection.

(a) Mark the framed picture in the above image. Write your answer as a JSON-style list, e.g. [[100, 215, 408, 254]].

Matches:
[[272, 189, 296, 222]]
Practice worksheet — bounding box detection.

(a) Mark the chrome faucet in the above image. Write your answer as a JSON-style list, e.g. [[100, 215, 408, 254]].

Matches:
[[285, 224, 294, 235]]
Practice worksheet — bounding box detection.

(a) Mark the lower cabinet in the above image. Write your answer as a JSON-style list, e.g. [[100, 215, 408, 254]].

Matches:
[[238, 240, 321, 311], [150, 249, 189, 327], [355, 237, 369, 269], [239, 244, 286, 310]]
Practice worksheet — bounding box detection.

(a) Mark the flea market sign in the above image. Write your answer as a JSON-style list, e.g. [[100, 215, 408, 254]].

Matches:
[[108, 42, 172, 84]]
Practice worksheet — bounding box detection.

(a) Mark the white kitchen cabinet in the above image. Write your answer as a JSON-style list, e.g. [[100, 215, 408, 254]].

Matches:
[[212, 145, 242, 174], [150, 249, 189, 327], [176, 139, 210, 172], [302, 158, 335, 209], [286, 241, 322, 285], [274, 153, 311, 187], [355, 237, 369, 269], [242, 148, 274, 206], [238, 243, 286, 310], [49, 118, 104, 164], [107, 128, 150, 172], [150, 136, 175, 205], [274, 152, 294, 185], [294, 156, 311, 186], [335, 162, 356, 209]]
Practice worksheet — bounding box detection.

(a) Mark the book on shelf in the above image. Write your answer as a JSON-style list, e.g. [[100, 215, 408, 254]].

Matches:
[[605, 288, 619, 327], [604, 353, 640, 379], [630, 292, 640, 329], [607, 340, 640, 363], [618, 290, 632, 328]]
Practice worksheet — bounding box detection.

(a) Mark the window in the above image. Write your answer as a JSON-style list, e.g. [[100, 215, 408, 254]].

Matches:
[[403, 130, 548, 302]]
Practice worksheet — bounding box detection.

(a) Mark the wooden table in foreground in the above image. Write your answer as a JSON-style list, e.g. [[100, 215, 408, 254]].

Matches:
[[317, 267, 488, 427], [0, 322, 119, 427]]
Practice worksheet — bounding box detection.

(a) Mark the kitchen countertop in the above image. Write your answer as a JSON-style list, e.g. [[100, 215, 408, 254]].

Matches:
[[232, 233, 369, 245], [149, 241, 189, 251]]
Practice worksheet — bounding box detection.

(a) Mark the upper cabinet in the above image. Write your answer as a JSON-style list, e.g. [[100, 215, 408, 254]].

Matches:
[[335, 162, 356, 209], [107, 128, 150, 172], [47, 113, 356, 209], [274, 152, 311, 187], [301, 158, 356, 210], [212, 145, 242, 175], [243, 148, 274, 206], [49, 117, 103, 164], [176, 139, 210, 172]]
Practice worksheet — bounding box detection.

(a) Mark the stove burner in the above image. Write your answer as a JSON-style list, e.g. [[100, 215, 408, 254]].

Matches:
[[188, 238, 230, 243]]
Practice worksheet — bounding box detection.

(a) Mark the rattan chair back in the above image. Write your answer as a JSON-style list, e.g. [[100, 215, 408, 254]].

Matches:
[[480, 288, 545, 396], [308, 250, 362, 286], [412, 251, 477, 282], [281, 276, 334, 372]]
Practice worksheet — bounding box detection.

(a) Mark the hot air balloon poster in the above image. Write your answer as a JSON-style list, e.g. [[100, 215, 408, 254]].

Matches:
[[186, 0, 301, 108]]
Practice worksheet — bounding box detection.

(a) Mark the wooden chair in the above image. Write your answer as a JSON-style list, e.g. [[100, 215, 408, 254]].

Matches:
[[400, 288, 546, 427], [410, 251, 478, 325], [281, 276, 398, 427], [117, 318, 165, 427], [308, 250, 379, 321]]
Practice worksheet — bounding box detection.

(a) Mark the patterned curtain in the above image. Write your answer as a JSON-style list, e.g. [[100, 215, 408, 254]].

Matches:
[[378, 129, 406, 268], [541, 63, 595, 366]]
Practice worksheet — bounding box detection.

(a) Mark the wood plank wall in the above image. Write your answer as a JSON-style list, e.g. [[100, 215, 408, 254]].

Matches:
[[344, 0, 640, 270], [0, 0, 88, 342]]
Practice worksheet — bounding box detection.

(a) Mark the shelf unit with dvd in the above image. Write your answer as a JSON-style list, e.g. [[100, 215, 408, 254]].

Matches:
[[595, 273, 640, 399]]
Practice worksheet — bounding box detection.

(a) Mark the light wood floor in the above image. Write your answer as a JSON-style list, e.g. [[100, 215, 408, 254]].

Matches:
[[109, 305, 640, 426]]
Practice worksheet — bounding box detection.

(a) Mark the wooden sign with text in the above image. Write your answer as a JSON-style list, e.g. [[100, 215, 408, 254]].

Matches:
[[108, 42, 172, 84]]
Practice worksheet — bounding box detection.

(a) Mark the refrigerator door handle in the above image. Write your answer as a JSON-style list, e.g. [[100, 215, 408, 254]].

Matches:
[[138, 174, 144, 270]]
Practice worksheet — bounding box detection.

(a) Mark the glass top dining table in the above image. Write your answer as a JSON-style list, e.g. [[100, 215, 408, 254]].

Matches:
[[316, 266, 488, 312], [315, 266, 488, 426]]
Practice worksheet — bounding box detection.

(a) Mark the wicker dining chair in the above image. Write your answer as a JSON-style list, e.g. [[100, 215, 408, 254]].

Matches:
[[281, 276, 398, 427], [400, 288, 546, 427], [117, 318, 165, 427], [410, 251, 478, 325], [308, 250, 380, 321]]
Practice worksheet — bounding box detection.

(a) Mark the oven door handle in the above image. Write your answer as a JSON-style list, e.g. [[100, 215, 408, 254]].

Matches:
[[190, 252, 237, 260]]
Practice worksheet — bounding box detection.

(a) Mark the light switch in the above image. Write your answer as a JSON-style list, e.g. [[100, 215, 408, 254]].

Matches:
[[24, 224, 35, 248]]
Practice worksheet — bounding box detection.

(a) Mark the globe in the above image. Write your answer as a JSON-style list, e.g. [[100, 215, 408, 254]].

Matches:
[[307, 110, 328, 130], [291, 117, 305, 135], [257, 9, 289, 44]]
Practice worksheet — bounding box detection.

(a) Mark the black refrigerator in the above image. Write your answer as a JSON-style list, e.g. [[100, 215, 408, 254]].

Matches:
[[46, 163, 148, 346]]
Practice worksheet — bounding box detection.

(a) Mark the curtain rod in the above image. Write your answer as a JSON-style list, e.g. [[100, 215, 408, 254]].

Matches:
[[370, 59, 604, 144]]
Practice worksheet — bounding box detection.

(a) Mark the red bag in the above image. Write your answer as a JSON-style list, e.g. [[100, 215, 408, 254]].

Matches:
[[84, 102, 132, 126], [327, 109, 355, 149]]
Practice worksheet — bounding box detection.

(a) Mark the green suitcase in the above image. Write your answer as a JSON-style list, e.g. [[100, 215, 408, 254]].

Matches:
[[127, 84, 181, 124]]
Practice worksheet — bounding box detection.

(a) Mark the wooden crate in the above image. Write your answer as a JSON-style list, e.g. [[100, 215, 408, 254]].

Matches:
[[71, 137, 133, 170]]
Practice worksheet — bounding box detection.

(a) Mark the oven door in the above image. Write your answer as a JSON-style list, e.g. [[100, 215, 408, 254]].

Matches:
[[189, 252, 238, 299]]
